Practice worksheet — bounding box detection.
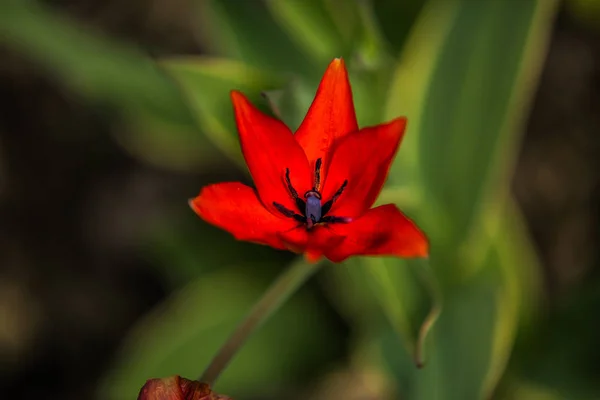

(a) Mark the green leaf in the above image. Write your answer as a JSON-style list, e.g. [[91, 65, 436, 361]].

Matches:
[[414, 0, 558, 246], [161, 57, 285, 167], [197, 0, 317, 77], [366, 258, 441, 369], [262, 76, 317, 133], [382, 0, 558, 244], [377, 209, 537, 400], [393, 256, 506, 400], [0, 0, 212, 171], [509, 264, 600, 398], [100, 265, 339, 399], [264, 0, 357, 64], [371, 0, 426, 55], [324, 256, 441, 377], [321, 262, 386, 330], [362, 0, 558, 398], [143, 210, 293, 286], [381, 0, 461, 190], [347, 62, 397, 127]]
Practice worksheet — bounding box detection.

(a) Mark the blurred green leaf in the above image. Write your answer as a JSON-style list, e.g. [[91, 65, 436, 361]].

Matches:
[[381, 0, 460, 190], [371, 0, 426, 55], [262, 77, 316, 132], [144, 210, 292, 285], [363, 257, 441, 369], [321, 262, 385, 330], [162, 57, 285, 167], [508, 268, 600, 399], [347, 62, 397, 127], [380, 251, 508, 400], [383, 0, 558, 242], [414, 0, 557, 249], [372, 203, 537, 399], [324, 257, 441, 377], [349, 0, 394, 68], [0, 0, 217, 171], [341, 0, 558, 398], [197, 0, 317, 78], [264, 0, 357, 64], [101, 265, 339, 399]]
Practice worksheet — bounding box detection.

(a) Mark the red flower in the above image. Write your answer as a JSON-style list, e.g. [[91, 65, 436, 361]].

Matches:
[[190, 58, 428, 262]]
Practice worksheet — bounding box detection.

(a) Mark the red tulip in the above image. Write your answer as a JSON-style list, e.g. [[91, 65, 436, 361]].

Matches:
[[137, 376, 230, 400], [191, 58, 428, 262]]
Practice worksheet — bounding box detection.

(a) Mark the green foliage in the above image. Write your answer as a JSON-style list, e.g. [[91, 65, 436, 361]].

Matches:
[[264, 0, 358, 64], [371, 0, 425, 55], [100, 265, 340, 399], [355, 1, 557, 398], [161, 57, 284, 167], [197, 0, 318, 77]]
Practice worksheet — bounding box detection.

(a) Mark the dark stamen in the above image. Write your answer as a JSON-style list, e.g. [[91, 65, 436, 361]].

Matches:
[[285, 168, 307, 213], [331, 180, 348, 202], [314, 158, 322, 190], [273, 202, 305, 223], [279, 165, 350, 230], [321, 179, 348, 216], [321, 216, 352, 224], [285, 168, 299, 199]]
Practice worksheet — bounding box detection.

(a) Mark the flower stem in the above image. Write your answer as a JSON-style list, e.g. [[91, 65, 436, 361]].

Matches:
[[200, 257, 322, 385]]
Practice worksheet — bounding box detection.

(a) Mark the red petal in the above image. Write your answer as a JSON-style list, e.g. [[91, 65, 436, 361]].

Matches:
[[190, 182, 298, 250], [321, 118, 407, 218], [294, 58, 358, 187], [325, 204, 428, 262], [279, 225, 345, 263], [231, 91, 312, 214]]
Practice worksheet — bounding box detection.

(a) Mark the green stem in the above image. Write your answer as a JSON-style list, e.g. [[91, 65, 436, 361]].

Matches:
[[200, 257, 322, 385]]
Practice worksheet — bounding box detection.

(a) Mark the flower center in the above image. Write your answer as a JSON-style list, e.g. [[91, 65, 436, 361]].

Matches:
[[273, 158, 350, 230]]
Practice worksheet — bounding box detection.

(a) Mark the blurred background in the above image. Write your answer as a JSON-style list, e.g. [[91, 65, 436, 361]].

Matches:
[[1, 0, 600, 399]]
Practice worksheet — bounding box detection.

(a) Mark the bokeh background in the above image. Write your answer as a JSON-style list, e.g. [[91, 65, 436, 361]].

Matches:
[[1, 0, 600, 399]]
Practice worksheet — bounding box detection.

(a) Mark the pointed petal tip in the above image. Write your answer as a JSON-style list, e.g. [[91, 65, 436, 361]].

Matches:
[[328, 57, 347, 72], [388, 116, 408, 131], [295, 56, 357, 165], [414, 241, 430, 259], [229, 89, 244, 103], [188, 197, 200, 213], [380, 116, 409, 143]]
